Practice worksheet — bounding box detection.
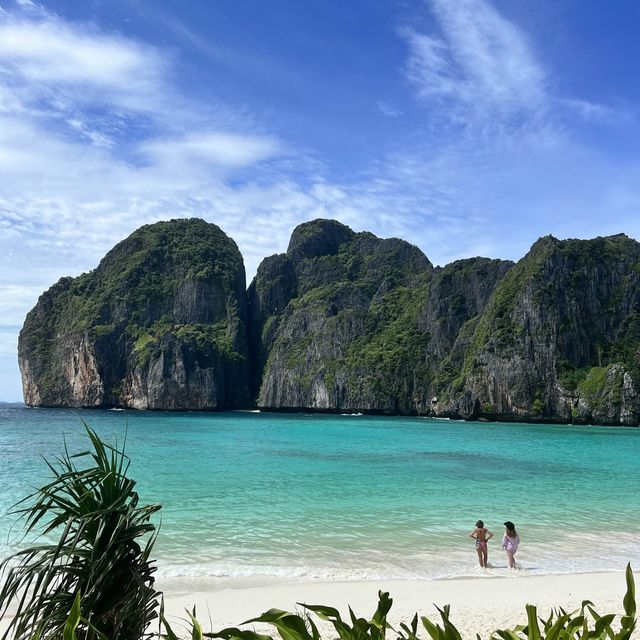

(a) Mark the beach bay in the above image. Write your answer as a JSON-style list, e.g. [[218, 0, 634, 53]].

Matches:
[[1, 407, 639, 636], [1, 407, 638, 582]]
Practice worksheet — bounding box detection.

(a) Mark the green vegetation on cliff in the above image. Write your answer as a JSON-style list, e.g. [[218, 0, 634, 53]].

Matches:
[[452, 233, 640, 423], [253, 220, 514, 414], [348, 285, 431, 375], [252, 225, 639, 424], [76, 218, 244, 329], [251, 220, 436, 411]]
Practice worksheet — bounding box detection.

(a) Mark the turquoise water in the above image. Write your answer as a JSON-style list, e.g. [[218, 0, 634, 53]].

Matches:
[[0, 407, 639, 582]]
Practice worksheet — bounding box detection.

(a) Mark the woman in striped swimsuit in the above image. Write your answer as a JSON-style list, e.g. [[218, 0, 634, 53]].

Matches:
[[469, 519, 493, 568]]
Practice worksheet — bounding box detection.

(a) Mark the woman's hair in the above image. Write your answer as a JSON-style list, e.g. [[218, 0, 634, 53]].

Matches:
[[476, 520, 484, 528], [506, 525, 517, 537]]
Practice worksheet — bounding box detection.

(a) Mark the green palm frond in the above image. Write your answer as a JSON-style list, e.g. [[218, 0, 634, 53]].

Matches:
[[0, 423, 161, 640]]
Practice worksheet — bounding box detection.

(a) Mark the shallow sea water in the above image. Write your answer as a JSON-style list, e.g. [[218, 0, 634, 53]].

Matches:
[[0, 407, 638, 582]]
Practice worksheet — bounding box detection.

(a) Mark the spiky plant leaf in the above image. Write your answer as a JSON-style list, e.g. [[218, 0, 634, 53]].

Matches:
[[187, 606, 204, 640], [62, 592, 81, 640], [0, 423, 161, 640]]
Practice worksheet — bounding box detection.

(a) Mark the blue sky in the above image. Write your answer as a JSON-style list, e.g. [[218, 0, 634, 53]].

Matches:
[[1, 0, 639, 401]]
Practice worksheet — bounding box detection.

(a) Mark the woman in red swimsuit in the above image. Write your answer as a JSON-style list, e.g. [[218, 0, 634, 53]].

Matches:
[[469, 519, 494, 568]]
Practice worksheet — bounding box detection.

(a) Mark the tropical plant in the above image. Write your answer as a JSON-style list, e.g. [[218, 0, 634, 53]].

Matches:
[[203, 590, 393, 640], [493, 562, 636, 640], [0, 425, 161, 640], [298, 590, 392, 640]]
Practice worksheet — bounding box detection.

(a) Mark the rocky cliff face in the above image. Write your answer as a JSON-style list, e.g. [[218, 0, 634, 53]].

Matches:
[[249, 220, 432, 412], [434, 234, 640, 425], [250, 224, 639, 424], [19, 218, 640, 424], [249, 220, 513, 413], [19, 219, 249, 409]]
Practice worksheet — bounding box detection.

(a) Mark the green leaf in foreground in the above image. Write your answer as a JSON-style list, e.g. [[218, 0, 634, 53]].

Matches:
[[62, 592, 81, 640], [0, 424, 161, 640], [620, 562, 637, 640]]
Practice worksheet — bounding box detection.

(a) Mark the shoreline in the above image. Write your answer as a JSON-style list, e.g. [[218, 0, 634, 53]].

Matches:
[[8, 404, 638, 428], [157, 569, 634, 639]]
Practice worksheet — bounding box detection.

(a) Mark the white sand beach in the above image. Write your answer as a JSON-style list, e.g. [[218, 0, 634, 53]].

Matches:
[[0, 570, 633, 638], [158, 570, 633, 639]]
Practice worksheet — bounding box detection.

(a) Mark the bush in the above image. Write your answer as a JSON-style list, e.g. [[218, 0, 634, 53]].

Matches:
[[0, 425, 161, 640]]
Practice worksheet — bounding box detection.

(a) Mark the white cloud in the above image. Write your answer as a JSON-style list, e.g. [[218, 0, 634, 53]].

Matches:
[[401, 0, 546, 117], [141, 132, 283, 169], [377, 101, 403, 118], [0, 356, 22, 402], [0, 15, 165, 98], [0, 4, 300, 377], [0, 280, 41, 328], [65, 117, 114, 148], [372, 0, 640, 272], [558, 97, 637, 126]]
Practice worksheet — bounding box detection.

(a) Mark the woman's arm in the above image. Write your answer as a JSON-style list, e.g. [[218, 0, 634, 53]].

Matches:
[[469, 530, 477, 539]]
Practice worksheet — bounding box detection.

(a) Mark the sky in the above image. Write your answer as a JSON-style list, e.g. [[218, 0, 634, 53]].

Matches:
[[1, 0, 639, 401]]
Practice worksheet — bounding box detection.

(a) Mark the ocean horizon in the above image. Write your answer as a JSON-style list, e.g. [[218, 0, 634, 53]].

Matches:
[[1, 406, 638, 586]]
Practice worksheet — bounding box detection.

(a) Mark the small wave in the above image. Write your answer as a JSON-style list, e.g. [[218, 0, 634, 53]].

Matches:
[[155, 561, 430, 582]]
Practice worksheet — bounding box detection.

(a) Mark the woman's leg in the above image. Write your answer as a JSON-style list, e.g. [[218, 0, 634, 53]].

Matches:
[[482, 543, 489, 567], [475, 545, 484, 567], [507, 549, 515, 568]]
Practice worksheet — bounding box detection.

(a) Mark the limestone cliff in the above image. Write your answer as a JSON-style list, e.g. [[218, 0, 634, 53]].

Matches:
[[19, 217, 640, 425], [19, 219, 249, 409], [250, 224, 639, 424], [249, 219, 512, 413], [435, 234, 640, 425]]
